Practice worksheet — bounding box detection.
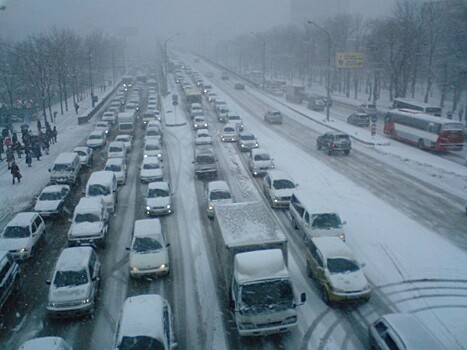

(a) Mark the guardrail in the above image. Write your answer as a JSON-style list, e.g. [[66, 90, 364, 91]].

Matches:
[[78, 81, 122, 125]]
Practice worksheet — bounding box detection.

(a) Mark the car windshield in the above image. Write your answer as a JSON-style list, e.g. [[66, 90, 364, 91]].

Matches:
[[53, 269, 88, 287], [272, 111, 281, 116], [89, 135, 101, 140], [146, 130, 160, 136], [311, 214, 342, 228], [229, 116, 240, 121], [198, 133, 209, 138], [241, 135, 255, 141], [116, 137, 129, 142], [39, 191, 62, 200], [120, 124, 132, 130], [147, 188, 169, 197], [145, 144, 160, 151], [133, 236, 163, 253], [143, 162, 160, 170], [327, 258, 360, 274], [88, 184, 110, 196], [75, 213, 101, 223], [273, 179, 295, 189], [254, 154, 270, 161], [210, 190, 231, 200], [75, 150, 86, 156], [240, 279, 293, 313], [109, 147, 123, 153], [119, 336, 165, 350], [3, 226, 30, 238], [53, 164, 70, 171], [197, 155, 215, 164], [224, 127, 235, 133], [335, 135, 350, 141], [105, 165, 122, 172]]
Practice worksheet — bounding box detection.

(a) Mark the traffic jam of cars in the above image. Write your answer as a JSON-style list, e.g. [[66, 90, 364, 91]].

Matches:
[[1, 55, 463, 350]]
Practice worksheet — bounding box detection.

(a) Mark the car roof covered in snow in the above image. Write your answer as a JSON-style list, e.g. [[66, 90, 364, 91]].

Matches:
[[40, 184, 70, 194], [87, 170, 115, 185], [54, 152, 79, 164], [234, 249, 289, 284], [311, 237, 354, 260], [117, 294, 167, 343], [133, 219, 162, 238], [55, 246, 95, 271], [292, 189, 338, 214], [214, 201, 286, 249], [6, 212, 39, 227], [75, 196, 105, 212], [208, 180, 230, 193], [18, 336, 72, 350]]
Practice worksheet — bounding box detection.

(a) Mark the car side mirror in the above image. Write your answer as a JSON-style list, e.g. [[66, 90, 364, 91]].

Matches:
[[342, 220, 347, 225], [166, 243, 170, 248], [48, 169, 51, 172], [46, 280, 51, 285], [125, 247, 131, 251], [300, 292, 306, 304]]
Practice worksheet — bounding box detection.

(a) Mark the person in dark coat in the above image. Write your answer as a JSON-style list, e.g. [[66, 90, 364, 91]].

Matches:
[[12, 132, 18, 144], [6, 148, 15, 169], [25, 149, 32, 167], [12, 141, 22, 158], [10, 161, 21, 184], [0, 140, 4, 161], [74, 102, 79, 114], [47, 127, 54, 144], [52, 126, 57, 143], [37, 119, 42, 132], [33, 142, 42, 161]]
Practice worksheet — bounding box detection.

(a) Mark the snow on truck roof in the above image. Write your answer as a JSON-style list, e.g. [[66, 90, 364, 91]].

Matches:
[[55, 246, 94, 271], [214, 202, 286, 248], [234, 249, 289, 284]]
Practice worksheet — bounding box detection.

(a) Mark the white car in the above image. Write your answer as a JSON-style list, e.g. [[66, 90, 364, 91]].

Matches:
[[107, 141, 127, 159], [129, 219, 170, 277], [101, 111, 116, 125], [34, 184, 71, 217], [145, 182, 173, 216], [86, 130, 106, 148], [94, 121, 111, 135], [263, 170, 297, 208], [226, 114, 244, 131], [193, 116, 208, 130], [195, 129, 212, 145], [114, 294, 177, 349], [144, 139, 163, 160], [206, 181, 233, 218], [72, 146, 93, 167], [115, 134, 133, 151], [46, 246, 100, 318], [248, 148, 274, 176], [145, 126, 163, 144], [220, 123, 239, 142], [104, 158, 127, 185], [18, 337, 73, 350], [0, 212, 46, 260], [140, 156, 163, 183], [238, 132, 259, 152]]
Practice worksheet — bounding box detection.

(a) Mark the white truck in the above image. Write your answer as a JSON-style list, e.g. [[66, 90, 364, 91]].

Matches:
[[117, 111, 135, 135], [212, 201, 305, 337]]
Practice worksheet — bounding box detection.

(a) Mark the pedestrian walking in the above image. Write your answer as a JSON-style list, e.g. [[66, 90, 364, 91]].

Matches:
[[0, 140, 4, 161], [10, 161, 21, 184], [12, 132, 18, 144], [13, 141, 22, 158], [6, 148, 15, 169], [1, 127, 9, 139], [37, 119, 42, 132], [52, 126, 57, 143], [25, 150, 32, 167], [33, 143, 42, 161], [74, 102, 79, 114], [46, 127, 54, 145], [4, 136, 12, 148]]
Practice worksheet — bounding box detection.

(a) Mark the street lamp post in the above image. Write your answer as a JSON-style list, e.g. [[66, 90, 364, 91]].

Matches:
[[262, 41, 266, 89], [308, 20, 332, 121], [88, 52, 95, 108]]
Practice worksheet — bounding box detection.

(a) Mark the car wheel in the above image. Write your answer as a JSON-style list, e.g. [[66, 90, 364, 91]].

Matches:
[[344, 150, 350, 156], [291, 217, 298, 230], [306, 260, 312, 277], [418, 139, 425, 150], [327, 149, 333, 156], [322, 286, 331, 305]]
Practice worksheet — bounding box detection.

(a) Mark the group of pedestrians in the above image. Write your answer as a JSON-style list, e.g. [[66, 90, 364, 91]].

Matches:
[[0, 118, 58, 185]]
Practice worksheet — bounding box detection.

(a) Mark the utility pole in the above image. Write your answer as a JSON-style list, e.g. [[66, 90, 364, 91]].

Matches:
[[88, 52, 95, 108], [163, 33, 179, 96], [262, 41, 266, 89], [308, 20, 332, 121]]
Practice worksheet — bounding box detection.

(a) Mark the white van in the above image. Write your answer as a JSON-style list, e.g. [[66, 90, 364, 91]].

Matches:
[[49, 152, 81, 185], [86, 129, 107, 148], [107, 141, 127, 159], [85, 171, 118, 213], [289, 191, 346, 241]]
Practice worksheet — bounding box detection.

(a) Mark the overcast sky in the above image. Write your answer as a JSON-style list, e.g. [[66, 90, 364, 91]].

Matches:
[[0, 0, 395, 64]]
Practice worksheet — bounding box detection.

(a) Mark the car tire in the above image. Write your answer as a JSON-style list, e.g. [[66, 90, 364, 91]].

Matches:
[[306, 260, 312, 277], [344, 150, 350, 156], [327, 149, 333, 156], [291, 217, 298, 230], [418, 139, 425, 150]]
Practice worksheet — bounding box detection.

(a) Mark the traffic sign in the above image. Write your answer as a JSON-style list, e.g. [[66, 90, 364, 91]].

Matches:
[[371, 124, 376, 136], [371, 115, 377, 123], [173, 101, 178, 106]]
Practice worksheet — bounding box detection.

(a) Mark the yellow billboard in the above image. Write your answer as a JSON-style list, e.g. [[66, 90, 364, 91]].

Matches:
[[335, 52, 364, 69]]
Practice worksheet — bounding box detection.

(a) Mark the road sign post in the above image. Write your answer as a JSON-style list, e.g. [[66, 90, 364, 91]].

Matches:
[[371, 123, 376, 137]]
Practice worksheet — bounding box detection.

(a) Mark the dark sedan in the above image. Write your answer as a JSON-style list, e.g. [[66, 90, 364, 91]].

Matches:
[[347, 113, 370, 127]]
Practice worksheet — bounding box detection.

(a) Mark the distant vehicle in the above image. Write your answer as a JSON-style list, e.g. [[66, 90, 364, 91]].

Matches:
[[193, 145, 218, 179], [72, 146, 93, 167], [107, 141, 127, 159], [316, 132, 351, 155], [285, 85, 306, 103], [392, 97, 442, 116], [307, 97, 325, 111], [94, 121, 111, 135], [144, 182, 173, 216], [34, 184, 71, 218], [195, 129, 212, 145], [221, 72, 229, 80], [102, 111, 116, 125], [248, 148, 274, 176], [264, 110, 283, 124], [237, 132, 259, 152], [18, 337, 73, 350], [263, 170, 297, 208], [234, 82, 245, 90], [384, 109, 464, 151], [358, 102, 378, 115], [140, 156, 163, 183], [143, 139, 163, 160], [205, 180, 233, 218], [347, 113, 370, 127], [226, 114, 244, 131], [115, 134, 133, 151], [104, 157, 127, 185], [86, 130, 107, 148], [193, 116, 208, 130], [220, 123, 239, 142]]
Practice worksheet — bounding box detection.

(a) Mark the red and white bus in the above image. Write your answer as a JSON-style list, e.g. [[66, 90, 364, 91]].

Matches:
[[384, 109, 464, 151], [392, 98, 442, 117]]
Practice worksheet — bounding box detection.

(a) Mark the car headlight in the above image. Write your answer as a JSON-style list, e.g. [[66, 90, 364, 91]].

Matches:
[[146, 206, 151, 210], [144, 154, 148, 158], [331, 285, 346, 293], [208, 204, 213, 210], [131, 266, 139, 273], [239, 322, 255, 330], [158, 264, 167, 270], [49, 302, 56, 307], [339, 233, 345, 241], [20, 248, 29, 253], [284, 316, 297, 324], [166, 204, 171, 209], [82, 299, 90, 304]]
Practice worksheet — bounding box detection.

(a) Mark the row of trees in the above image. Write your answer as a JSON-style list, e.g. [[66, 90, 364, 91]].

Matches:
[[0, 28, 125, 124], [210, 0, 465, 112]]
